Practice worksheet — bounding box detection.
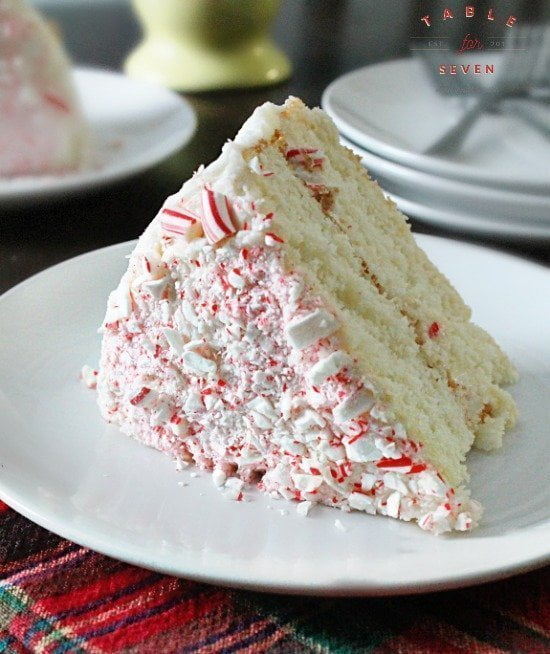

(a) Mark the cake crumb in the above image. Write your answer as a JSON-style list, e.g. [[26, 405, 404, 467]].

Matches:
[[80, 365, 98, 389], [479, 403, 493, 423], [223, 477, 244, 501], [334, 519, 347, 532], [212, 469, 227, 487], [296, 500, 313, 517]]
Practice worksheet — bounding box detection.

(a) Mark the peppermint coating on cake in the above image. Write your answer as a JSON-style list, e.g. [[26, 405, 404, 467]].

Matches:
[[95, 98, 517, 534], [0, 0, 88, 177]]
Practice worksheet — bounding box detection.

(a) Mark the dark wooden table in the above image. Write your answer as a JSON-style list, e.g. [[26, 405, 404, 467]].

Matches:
[[1, 0, 548, 296]]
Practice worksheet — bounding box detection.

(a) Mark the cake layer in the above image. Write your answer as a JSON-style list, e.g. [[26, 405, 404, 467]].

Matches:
[[231, 99, 517, 451]]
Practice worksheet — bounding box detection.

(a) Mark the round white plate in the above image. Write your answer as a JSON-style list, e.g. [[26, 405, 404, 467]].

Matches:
[[386, 191, 550, 241], [322, 58, 550, 194], [0, 68, 196, 206], [340, 136, 550, 228], [339, 136, 550, 241], [0, 239, 548, 595]]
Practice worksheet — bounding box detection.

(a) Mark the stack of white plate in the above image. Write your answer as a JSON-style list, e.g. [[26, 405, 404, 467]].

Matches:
[[322, 58, 550, 240]]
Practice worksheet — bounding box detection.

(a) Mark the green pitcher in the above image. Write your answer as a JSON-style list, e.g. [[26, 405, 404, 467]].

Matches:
[[125, 0, 291, 91]]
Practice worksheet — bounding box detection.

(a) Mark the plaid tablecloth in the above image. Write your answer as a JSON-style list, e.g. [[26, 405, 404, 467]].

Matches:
[[1, 500, 548, 653]]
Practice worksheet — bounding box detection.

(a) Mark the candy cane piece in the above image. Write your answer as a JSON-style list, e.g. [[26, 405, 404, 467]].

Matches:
[[200, 187, 237, 244], [286, 147, 325, 169], [286, 147, 318, 159], [159, 194, 200, 238]]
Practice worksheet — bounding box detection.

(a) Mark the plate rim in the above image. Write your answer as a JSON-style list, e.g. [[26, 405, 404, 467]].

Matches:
[[322, 58, 550, 194], [0, 237, 549, 596], [385, 191, 550, 240], [338, 136, 550, 220], [1, 480, 548, 597], [336, 136, 550, 240]]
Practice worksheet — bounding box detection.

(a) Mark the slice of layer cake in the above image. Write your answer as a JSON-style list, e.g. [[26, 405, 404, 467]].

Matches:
[[96, 98, 517, 534], [0, 0, 87, 177]]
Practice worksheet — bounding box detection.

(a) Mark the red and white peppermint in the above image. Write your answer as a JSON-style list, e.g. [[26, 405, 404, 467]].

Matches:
[[286, 147, 325, 169], [376, 456, 413, 474], [159, 194, 199, 238], [80, 365, 98, 389], [169, 413, 187, 437], [308, 351, 352, 386], [200, 187, 237, 244], [129, 386, 151, 406], [249, 156, 274, 177], [265, 232, 284, 247]]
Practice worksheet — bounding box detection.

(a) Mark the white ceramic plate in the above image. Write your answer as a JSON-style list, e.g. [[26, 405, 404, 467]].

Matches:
[[0, 239, 548, 595], [386, 191, 550, 241], [339, 136, 550, 241], [340, 136, 550, 228], [322, 58, 550, 194], [0, 68, 196, 206]]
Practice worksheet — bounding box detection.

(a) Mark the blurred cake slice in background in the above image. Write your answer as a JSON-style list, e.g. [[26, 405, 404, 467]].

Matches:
[[0, 0, 88, 177]]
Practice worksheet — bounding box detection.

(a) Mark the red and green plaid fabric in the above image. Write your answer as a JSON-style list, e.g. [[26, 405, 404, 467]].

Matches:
[[1, 500, 548, 653]]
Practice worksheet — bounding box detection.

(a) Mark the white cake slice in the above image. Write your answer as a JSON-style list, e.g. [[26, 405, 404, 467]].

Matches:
[[0, 0, 87, 177], [96, 98, 517, 534]]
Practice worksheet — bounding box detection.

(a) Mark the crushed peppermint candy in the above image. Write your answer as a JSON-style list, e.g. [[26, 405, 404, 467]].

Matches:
[[212, 469, 227, 487], [200, 187, 237, 244], [286, 147, 325, 170], [142, 278, 169, 300], [223, 477, 244, 501], [265, 232, 284, 247], [97, 186, 483, 536], [249, 155, 274, 177], [159, 194, 200, 239], [80, 365, 98, 389], [428, 321, 441, 339], [285, 309, 339, 350], [333, 390, 375, 424], [183, 350, 217, 375], [308, 351, 352, 386]]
